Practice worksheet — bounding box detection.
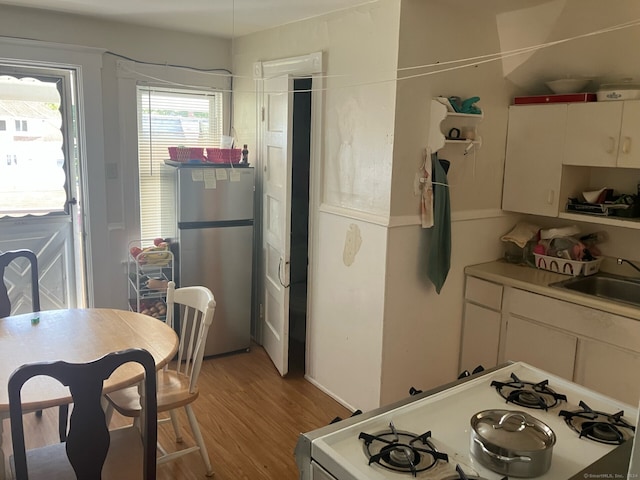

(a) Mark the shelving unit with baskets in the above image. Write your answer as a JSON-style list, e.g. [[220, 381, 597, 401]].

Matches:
[[127, 239, 174, 320]]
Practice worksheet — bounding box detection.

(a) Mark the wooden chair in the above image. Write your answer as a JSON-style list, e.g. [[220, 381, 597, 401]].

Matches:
[[0, 249, 69, 442], [8, 348, 158, 480], [105, 281, 215, 476]]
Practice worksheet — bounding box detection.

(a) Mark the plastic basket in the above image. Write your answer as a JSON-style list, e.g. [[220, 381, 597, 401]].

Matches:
[[206, 148, 241, 164], [168, 147, 205, 162], [533, 254, 602, 277]]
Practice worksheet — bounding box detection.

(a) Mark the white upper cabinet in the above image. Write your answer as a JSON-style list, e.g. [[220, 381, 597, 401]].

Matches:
[[618, 101, 640, 168], [502, 104, 567, 216], [564, 100, 640, 168]]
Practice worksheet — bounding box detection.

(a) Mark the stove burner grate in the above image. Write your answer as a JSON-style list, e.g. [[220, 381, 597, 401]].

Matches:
[[559, 400, 636, 445], [359, 421, 448, 476], [491, 373, 567, 410]]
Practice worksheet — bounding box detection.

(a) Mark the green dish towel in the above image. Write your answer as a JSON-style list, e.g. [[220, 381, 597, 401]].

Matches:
[[426, 155, 451, 294]]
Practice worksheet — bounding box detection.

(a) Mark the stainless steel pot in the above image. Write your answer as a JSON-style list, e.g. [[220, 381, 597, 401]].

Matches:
[[470, 410, 556, 478]]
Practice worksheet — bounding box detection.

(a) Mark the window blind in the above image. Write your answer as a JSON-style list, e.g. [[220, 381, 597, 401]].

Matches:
[[137, 86, 223, 240]]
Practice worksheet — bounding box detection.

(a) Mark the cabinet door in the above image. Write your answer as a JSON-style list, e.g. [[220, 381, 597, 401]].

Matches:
[[564, 102, 623, 167], [502, 104, 566, 216], [503, 316, 577, 380], [617, 100, 640, 168], [575, 339, 640, 406], [460, 303, 501, 373]]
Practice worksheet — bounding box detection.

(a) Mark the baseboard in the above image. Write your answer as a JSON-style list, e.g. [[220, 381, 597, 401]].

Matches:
[[303, 375, 359, 413]]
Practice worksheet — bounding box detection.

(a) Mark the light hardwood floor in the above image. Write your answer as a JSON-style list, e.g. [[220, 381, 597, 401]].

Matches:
[[2, 343, 352, 479]]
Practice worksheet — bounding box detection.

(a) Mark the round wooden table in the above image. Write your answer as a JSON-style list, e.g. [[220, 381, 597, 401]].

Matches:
[[0, 308, 178, 412], [0, 308, 178, 479]]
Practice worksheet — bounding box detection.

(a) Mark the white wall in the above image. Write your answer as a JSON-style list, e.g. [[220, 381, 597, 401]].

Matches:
[[237, 0, 640, 411], [0, 5, 230, 307], [233, 0, 401, 411], [377, 0, 640, 406]]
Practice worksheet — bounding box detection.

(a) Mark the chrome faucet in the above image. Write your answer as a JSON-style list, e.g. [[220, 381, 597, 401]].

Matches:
[[617, 258, 640, 274]]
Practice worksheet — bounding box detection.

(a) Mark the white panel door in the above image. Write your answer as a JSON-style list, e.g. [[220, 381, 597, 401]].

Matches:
[[0, 67, 83, 313], [262, 75, 293, 376]]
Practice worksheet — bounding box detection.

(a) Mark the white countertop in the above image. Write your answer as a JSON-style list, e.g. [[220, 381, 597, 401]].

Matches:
[[464, 259, 640, 321]]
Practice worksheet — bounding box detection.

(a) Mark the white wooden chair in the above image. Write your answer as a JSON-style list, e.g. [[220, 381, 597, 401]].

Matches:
[[9, 348, 158, 480], [105, 281, 216, 476]]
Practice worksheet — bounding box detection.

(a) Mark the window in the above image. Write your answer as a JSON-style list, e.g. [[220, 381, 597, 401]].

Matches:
[[0, 73, 71, 217], [137, 86, 223, 240]]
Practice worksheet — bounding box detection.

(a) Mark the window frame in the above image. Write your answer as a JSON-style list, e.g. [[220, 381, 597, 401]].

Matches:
[[136, 85, 225, 240]]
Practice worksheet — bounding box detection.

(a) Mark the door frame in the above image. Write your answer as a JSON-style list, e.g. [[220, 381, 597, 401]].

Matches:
[[0, 38, 107, 308], [253, 52, 324, 372]]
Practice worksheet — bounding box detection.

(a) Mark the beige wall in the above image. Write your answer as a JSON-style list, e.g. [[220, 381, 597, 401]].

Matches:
[[234, 0, 640, 410], [232, 0, 402, 411], [233, 0, 401, 216], [380, 0, 640, 404]]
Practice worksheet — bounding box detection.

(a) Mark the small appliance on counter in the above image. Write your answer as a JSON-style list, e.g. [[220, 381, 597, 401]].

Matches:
[[295, 362, 637, 480]]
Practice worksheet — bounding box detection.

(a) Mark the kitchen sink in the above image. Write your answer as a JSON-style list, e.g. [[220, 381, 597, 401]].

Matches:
[[550, 272, 640, 307]]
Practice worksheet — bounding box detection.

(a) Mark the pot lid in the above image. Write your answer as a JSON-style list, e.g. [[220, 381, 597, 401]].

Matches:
[[471, 410, 556, 451]]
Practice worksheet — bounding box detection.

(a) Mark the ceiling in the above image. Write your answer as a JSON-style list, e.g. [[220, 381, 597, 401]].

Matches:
[[0, 0, 375, 38]]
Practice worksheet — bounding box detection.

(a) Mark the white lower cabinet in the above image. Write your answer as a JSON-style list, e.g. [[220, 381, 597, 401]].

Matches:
[[499, 286, 640, 405], [460, 303, 501, 373], [574, 339, 640, 406], [503, 316, 577, 381], [460, 277, 502, 373], [463, 274, 640, 405]]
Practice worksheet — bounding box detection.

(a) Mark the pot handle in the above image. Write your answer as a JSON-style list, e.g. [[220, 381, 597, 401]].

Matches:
[[494, 412, 534, 432], [473, 437, 532, 464]]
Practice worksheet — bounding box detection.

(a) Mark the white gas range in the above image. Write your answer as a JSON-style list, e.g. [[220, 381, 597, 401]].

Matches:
[[295, 362, 637, 480]]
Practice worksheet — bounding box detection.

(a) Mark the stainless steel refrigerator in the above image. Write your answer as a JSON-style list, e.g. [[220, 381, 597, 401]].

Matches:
[[171, 163, 254, 356]]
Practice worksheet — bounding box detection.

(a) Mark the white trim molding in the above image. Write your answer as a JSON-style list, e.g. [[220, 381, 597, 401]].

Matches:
[[253, 51, 323, 79]]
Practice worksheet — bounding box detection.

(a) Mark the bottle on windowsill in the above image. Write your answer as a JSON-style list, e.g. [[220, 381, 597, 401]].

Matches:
[[241, 144, 249, 164]]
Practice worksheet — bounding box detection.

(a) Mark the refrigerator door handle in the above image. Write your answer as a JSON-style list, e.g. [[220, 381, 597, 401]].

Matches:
[[278, 257, 290, 288]]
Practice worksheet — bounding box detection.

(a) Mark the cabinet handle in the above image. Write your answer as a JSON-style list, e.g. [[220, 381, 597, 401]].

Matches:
[[622, 136, 631, 154], [606, 136, 617, 154], [547, 190, 554, 205]]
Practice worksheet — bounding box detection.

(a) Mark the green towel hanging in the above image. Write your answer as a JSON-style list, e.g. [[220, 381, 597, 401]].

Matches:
[[426, 153, 451, 294]]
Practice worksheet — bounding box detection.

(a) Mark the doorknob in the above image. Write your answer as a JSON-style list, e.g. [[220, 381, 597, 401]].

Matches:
[[67, 197, 78, 206]]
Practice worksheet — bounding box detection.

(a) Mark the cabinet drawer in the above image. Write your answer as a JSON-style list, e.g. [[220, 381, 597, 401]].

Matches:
[[506, 288, 640, 353], [465, 276, 503, 310]]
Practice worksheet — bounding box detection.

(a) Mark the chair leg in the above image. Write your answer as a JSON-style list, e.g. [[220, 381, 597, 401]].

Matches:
[[185, 404, 213, 477], [103, 402, 115, 426], [58, 404, 69, 442], [169, 409, 183, 443]]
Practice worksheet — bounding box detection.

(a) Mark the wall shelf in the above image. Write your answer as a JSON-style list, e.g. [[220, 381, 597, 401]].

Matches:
[[559, 211, 640, 229], [428, 98, 483, 154]]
